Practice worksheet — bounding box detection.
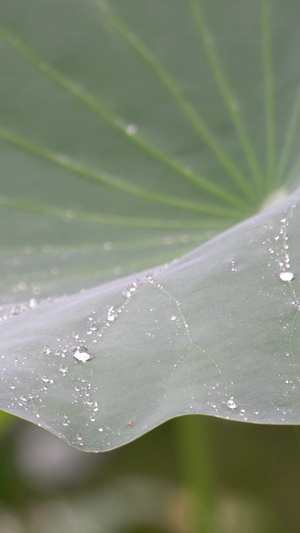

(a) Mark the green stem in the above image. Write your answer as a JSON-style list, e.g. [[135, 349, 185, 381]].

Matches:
[[176, 415, 217, 533]]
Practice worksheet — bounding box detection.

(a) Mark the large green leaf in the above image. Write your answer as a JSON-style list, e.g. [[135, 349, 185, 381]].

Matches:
[[1, 0, 300, 451]]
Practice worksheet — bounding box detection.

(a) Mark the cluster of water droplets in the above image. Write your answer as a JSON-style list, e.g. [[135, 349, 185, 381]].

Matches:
[[262, 204, 298, 298], [262, 203, 300, 420], [4, 254, 265, 446], [275, 206, 296, 284], [229, 257, 238, 273], [0, 297, 39, 323], [226, 397, 237, 410], [16, 275, 148, 448]]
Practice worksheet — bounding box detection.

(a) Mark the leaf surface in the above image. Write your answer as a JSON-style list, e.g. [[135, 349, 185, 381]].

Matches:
[[1, 0, 300, 450]]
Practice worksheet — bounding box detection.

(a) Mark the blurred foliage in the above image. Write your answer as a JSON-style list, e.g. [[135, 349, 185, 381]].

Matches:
[[0, 416, 300, 532]]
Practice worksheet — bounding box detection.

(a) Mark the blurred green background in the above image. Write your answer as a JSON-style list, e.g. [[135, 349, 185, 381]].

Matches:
[[1, 413, 300, 533]]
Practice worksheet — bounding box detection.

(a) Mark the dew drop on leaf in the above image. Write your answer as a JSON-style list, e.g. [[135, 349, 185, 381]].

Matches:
[[125, 123, 138, 135], [73, 347, 91, 363], [279, 271, 294, 282], [107, 306, 117, 322], [59, 366, 68, 376], [226, 397, 237, 410]]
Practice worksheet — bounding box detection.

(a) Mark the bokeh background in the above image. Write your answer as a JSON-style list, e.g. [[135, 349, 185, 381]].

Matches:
[[1, 413, 300, 533]]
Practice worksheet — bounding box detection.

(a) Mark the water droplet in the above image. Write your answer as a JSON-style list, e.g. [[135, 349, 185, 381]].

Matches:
[[125, 123, 138, 135], [107, 306, 116, 322], [226, 397, 237, 409], [11, 306, 21, 316], [73, 346, 91, 363], [230, 257, 238, 272], [59, 366, 68, 376], [122, 280, 139, 299], [62, 416, 70, 427], [19, 396, 28, 403], [76, 435, 83, 446], [280, 271, 294, 282]]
